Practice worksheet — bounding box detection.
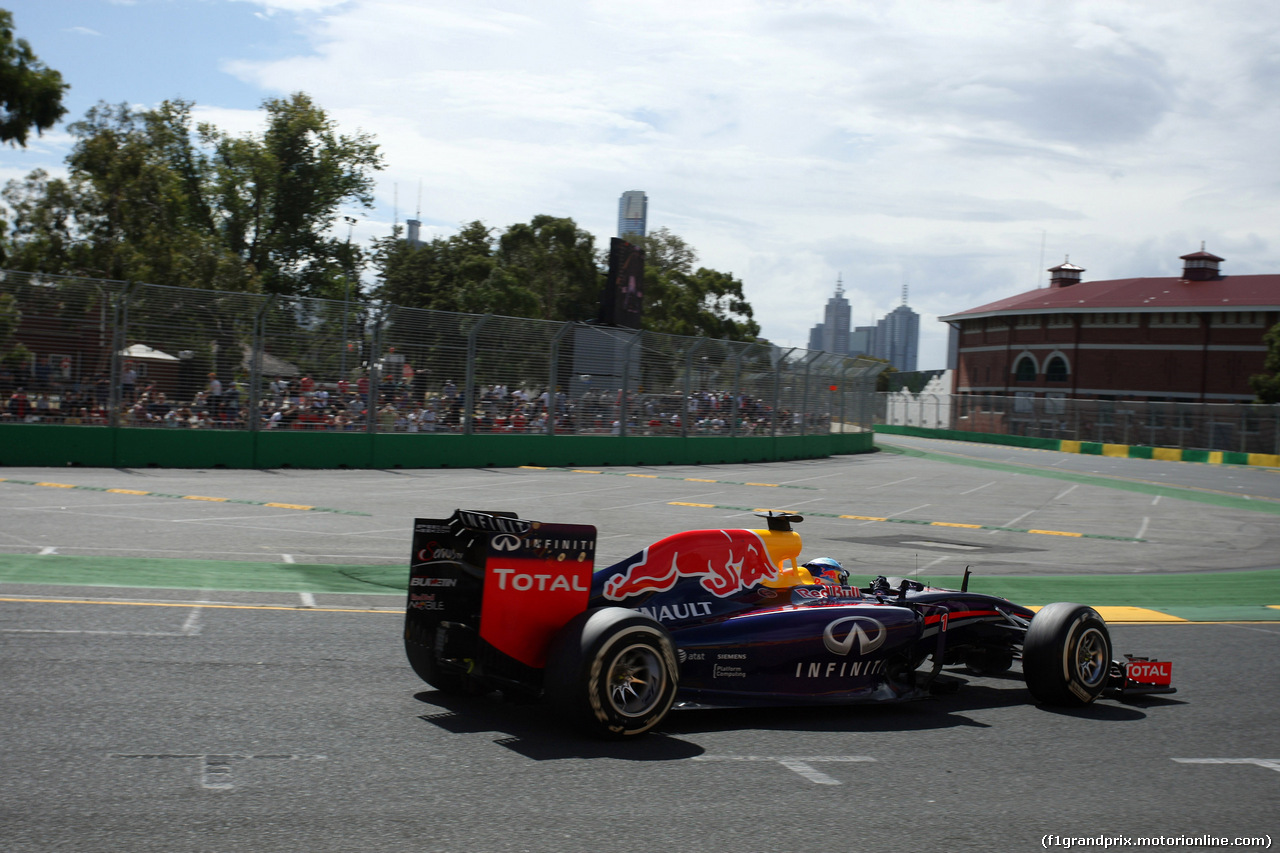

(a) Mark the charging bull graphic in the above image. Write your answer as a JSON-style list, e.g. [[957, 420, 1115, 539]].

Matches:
[[602, 528, 784, 600]]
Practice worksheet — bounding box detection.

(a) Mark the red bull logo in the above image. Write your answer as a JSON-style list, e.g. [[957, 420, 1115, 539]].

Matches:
[[603, 529, 779, 600]]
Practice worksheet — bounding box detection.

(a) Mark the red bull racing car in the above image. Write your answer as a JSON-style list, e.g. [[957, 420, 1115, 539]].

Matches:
[[404, 509, 1174, 738]]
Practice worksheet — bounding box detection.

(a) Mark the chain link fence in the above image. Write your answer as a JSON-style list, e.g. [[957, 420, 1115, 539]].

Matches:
[[0, 269, 886, 437], [879, 390, 1280, 455]]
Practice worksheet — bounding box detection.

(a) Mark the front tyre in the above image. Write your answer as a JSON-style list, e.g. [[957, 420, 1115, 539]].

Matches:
[[1022, 602, 1112, 706], [545, 608, 678, 739]]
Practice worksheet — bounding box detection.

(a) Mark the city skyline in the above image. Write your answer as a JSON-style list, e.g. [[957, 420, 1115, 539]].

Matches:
[[808, 279, 919, 372]]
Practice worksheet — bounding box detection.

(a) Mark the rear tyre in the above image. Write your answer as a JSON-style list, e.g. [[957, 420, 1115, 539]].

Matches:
[[1022, 602, 1112, 706], [545, 608, 678, 739]]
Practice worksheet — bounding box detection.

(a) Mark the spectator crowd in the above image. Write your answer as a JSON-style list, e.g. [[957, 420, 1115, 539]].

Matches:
[[2, 365, 824, 436]]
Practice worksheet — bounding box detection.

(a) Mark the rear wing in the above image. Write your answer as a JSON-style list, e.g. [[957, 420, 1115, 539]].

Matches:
[[409, 510, 597, 669]]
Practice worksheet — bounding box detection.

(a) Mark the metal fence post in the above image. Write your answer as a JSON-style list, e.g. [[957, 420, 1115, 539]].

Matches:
[[366, 308, 385, 435], [548, 321, 573, 436], [683, 338, 706, 438], [247, 296, 271, 431], [106, 283, 134, 428], [462, 314, 491, 436], [617, 330, 641, 438], [729, 345, 745, 437]]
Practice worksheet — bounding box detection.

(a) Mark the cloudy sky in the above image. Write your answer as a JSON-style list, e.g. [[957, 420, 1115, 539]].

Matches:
[[4, 0, 1278, 369]]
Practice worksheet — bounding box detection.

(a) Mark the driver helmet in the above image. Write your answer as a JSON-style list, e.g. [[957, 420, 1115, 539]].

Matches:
[[804, 557, 848, 585]]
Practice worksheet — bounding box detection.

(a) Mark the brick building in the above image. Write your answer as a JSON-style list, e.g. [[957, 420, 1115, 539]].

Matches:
[[939, 249, 1280, 404]]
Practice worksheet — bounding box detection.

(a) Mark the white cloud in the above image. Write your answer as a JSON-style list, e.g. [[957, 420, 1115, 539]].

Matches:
[[20, 0, 1280, 370]]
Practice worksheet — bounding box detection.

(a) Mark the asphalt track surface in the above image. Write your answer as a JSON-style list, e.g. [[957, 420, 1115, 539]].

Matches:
[[2, 435, 1277, 852]]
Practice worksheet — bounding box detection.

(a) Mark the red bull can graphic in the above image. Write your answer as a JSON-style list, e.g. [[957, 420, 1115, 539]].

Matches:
[[602, 528, 787, 600]]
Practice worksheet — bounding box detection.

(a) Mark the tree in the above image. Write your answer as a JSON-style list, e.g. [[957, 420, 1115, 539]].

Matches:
[[1, 93, 383, 296], [492, 215, 601, 322], [1249, 321, 1280, 404], [372, 220, 534, 315], [628, 227, 759, 341], [221, 93, 383, 297], [0, 9, 68, 147]]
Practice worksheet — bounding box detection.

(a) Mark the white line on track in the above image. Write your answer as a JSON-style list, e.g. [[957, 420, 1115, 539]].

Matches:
[[110, 753, 327, 791], [693, 755, 877, 785], [1, 597, 208, 636], [1054, 484, 1078, 500], [1228, 624, 1280, 636], [1173, 758, 1280, 773], [299, 592, 316, 608], [959, 481, 996, 495], [778, 470, 850, 485], [180, 606, 203, 636], [998, 509, 1036, 528], [865, 477, 917, 490], [862, 504, 930, 527], [1135, 517, 1150, 539]]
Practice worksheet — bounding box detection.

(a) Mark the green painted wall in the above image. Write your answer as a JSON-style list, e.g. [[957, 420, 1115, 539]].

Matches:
[[0, 424, 874, 469]]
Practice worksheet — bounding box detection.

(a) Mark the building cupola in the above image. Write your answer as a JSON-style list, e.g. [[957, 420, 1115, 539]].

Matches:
[[1048, 257, 1085, 288], [1180, 244, 1225, 281]]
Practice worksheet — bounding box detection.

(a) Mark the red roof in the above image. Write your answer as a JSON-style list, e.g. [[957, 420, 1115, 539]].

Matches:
[[940, 274, 1280, 321]]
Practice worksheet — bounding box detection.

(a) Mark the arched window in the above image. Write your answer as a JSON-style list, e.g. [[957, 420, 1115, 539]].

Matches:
[[1014, 356, 1037, 382], [1046, 356, 1069, 383]]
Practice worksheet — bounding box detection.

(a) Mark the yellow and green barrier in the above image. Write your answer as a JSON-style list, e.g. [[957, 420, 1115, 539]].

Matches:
[[877, 424, 1279, 468]]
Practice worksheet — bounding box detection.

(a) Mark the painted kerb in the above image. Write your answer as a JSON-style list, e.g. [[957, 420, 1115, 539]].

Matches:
[[875, 423, 1280, 468]]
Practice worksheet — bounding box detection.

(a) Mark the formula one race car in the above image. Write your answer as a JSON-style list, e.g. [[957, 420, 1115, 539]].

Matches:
[[404, 509, 1174, 738]]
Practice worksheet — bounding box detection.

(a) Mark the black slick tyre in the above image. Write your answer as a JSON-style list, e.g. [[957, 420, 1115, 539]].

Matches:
[[544, 608, 678, 739], [1022, 602, 1112, 706]]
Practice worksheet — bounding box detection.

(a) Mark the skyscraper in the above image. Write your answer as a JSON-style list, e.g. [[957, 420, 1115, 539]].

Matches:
[[617, 190, 648, 238], [808, 276, 851, 354], [821, 276, 851, 355], [874, 285, 919, 371]]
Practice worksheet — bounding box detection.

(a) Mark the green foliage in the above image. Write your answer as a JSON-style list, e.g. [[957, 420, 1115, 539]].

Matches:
[[493, 215, 601, 322], [1, 93, 383, 296], [1249, 321, 1280, 404], [371, 220, 761, 341], [0, 290, 30, 373], [374, 215, 599, 322], [874, 362, 897, 392], [629, 227, 759, 341], [0, 9, 68, 147], [372, 220, 535, 315]]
